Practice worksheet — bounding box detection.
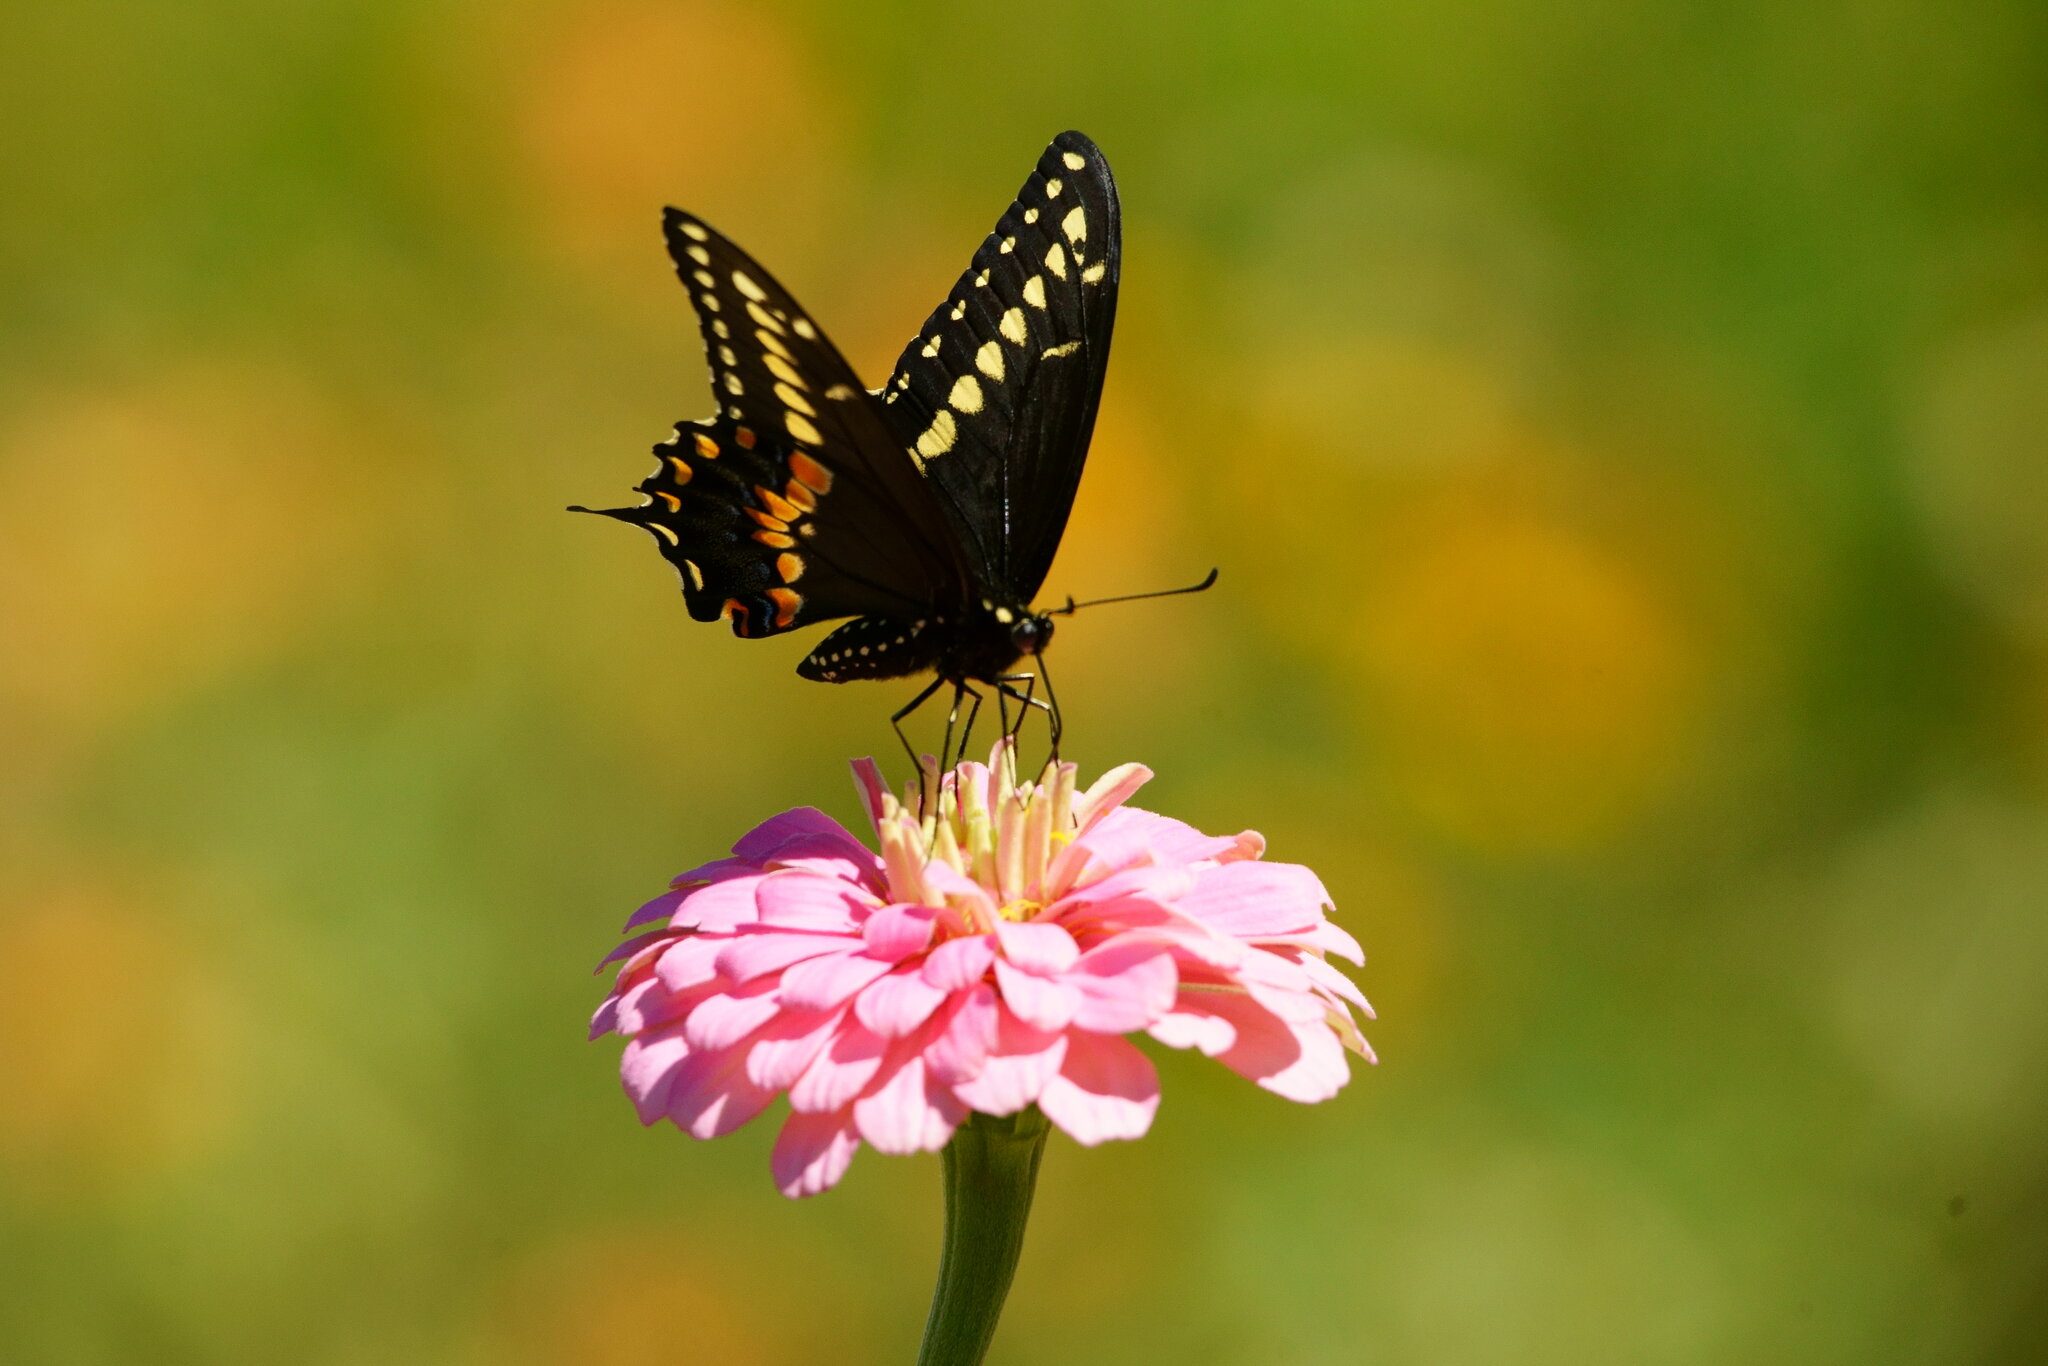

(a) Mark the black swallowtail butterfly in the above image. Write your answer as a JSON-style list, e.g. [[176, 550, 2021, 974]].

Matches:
[[575, 131, 1208, 761]]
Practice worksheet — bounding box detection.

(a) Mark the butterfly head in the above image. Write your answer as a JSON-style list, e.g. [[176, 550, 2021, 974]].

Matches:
[[1010, 612, 1055, 657]]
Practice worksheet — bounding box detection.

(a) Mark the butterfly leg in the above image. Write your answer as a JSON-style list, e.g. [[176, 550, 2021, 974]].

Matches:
[[994, 672, 1055, 777], [954, 683, 987, 771], [891, 676, 948, 802]]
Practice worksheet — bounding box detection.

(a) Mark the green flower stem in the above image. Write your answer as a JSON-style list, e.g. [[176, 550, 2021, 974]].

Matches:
[[916, 1109, 1052, 1366]]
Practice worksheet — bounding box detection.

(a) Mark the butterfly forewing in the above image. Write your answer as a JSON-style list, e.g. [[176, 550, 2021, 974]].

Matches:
[[579, 210, 968, 638], [878, 131, 1121, 603]]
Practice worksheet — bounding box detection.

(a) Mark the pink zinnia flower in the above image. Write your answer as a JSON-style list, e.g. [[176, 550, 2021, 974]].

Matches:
[[592, 744, 1374, 1197]]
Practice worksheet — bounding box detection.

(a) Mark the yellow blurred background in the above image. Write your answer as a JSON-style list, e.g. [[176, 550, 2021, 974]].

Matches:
[[5, 2, 2047, 1362]]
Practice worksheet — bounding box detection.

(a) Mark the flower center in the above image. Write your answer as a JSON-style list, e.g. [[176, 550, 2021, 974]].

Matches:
[[996, 898, 1043, 922]]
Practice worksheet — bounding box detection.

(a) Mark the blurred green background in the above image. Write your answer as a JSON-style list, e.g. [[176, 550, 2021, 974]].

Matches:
[[5, 1, 2047, 1362]]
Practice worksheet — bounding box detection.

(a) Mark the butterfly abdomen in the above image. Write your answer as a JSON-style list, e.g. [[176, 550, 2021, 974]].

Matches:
[[798, 616, 951, 683]]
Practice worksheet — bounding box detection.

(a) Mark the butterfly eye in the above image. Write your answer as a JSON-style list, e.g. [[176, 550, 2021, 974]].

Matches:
[[1010, 616, 1053, 655]]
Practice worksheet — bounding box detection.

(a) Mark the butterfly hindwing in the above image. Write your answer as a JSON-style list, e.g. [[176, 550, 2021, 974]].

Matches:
[[579, 210, 970, 638], [879, 130, 1121, 602]]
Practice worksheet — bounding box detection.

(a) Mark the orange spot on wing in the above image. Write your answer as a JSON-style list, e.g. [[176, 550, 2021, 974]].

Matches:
[[693, 432, 719, 459], [665, 456, 692, 482], [653, 490, 682, 512], [745, 507, 789, 532], [788, 451, 833, 493], [767, 587, 802, 626], [734, 426, 758, 449], [755, 486, 801, 521], [753, 530, 795, 548], [782, 480, 818, 512], [775, 552, 804, 582]]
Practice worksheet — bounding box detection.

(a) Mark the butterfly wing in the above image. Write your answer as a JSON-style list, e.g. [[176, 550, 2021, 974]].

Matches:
[[577, 209, 971, 639], [878, 130, 1121, 603]]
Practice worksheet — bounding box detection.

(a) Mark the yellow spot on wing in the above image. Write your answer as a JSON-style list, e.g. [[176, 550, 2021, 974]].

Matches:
[[731, 270, 767, 301], [649, 523, 680, 545], [763, 352, 804, 387], [1062, 151, 1086, 170], [1022, 276, 1047, 309], [917, 410, 958, 458], [1000, 307, 1027, 344], [684, 559, 705, 590], [748, 302, 784, 334], [975, 340, 1005, 380], [1044, 243, 1067, 279], [785, 412, 823, 446], [1045, 178, 1063, 198], [1062, 207, 1087, 241], [686, 244, 710, 265], [1082, 261, 1107, 284], [792, 318, 817, 340], [775, 382, 816, 416], [948, 374, 984, 414], [1042, 341, 1081, 358], [682, 220, 710, 241]]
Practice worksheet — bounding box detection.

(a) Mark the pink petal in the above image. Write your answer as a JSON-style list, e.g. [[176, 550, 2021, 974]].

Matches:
[[922, 935, 996, 991], [993, 919, 1080, 973], [1147, 1006, 1236, 1056], [921, 859, 999, 927], [778, 950, 897, 1012], [623, 890, 688, 933], [853, 1048, 964, 1154], [672, 876, 768, 933], [1176, 861, 1331, 939], [653, 936, 728, 994], [670, 855, 756, 889], [683, 978, 782, 1050], [715, 929, 854, 984], [863, 904, 937, 960], [924, 983, 1000, 1084], [1287, 949, 1373, 1010], [773, 1109, 862, 1198], [1069, 941, 1178, 1033], [589, 994, 621, 1040], [788, 1022, 887, 1113], [994, 958, 1081, 1031], [733, 807, 866, 862], [1038, 1033, 1160, 1145], [612, 973, 708, 1037], [949, 1010, 1068, 1116], [666, 1044, 779, 1138], [855, 964, 950, 1038], [745, 1007, 847, 1090], [620, 1025, 691, 1124], [1071, 807, 1243, 880], [850, 757, 888, 833], [1072, 762, 1153, 832], [1202, 992, 1351, 1103], [1046, 864, 1193, 918], [754, 872, 872, 931]]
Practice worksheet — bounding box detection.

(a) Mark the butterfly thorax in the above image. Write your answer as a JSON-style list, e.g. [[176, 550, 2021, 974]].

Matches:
[[797, 601, 1051, 685]]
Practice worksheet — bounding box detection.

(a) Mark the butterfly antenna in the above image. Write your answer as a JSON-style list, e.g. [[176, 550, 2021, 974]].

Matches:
[[1052, 567, 1219, 615]]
